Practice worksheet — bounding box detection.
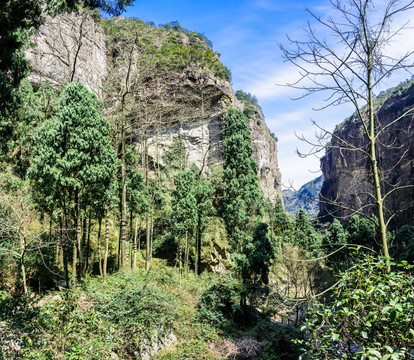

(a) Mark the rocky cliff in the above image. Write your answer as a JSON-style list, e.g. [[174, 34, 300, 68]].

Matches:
[[320, 80, 414, 226], [26, 10, 106, 95], [26, 12, 282, 202]]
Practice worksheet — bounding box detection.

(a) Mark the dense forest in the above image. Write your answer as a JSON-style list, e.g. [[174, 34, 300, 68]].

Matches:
[[1, 0, 414, 359]]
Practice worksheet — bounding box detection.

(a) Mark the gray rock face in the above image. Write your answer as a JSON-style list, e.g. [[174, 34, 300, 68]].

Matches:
[[320, 81, 414, 225], [26, 11, 106, 95], [246, 110, 282, 202], [26, 13, 282, 201]]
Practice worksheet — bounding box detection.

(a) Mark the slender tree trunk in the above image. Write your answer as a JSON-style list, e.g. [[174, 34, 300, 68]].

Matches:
[[129, 210, 133, 267], [145, 213, 151, 272], [179, 239, 182, 286], [20, 256, 27, 295], [145, 133, 151, 272], [77, 214, 82, 281], [19, 230, 27, 296], [72, 217, 78, 289], [120, 115, 127, 270], [197, 224, 202, 276], [367, 72, 390, 272], [150, 211, 154, 263], [97, 217, 102, 277], [81, 217, 87, 272], [184, 231, 189, 272], [133, 217, 138, 270], [85, 210, 92, 271], [62, 211, 69, 286], [103, 204, 109, 283]]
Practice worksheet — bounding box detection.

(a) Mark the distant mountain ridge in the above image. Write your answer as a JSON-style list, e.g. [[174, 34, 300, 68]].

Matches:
[[283, 175, 324, 217]]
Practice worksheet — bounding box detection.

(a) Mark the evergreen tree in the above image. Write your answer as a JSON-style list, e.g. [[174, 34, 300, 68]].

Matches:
[[323, 218, 347, 268], [172, 171, 197, 275], [193, 171, 215, 275], [294, 209, 320, 256], [221, 108, 272, 321], [28, 82, 117, 286], [221, 108, 261, 251]]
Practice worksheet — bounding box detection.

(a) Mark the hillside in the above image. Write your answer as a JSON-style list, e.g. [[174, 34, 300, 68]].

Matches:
[[282, 175, 323, 218], [25, 11, 282, 202]]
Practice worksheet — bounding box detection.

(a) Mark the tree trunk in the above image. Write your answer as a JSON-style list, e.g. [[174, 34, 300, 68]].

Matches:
[[197, 224, 202, 276], [103, 204, 109, 283], [367, 74, 390, 272], [71, 217, 78, 289], [184, 231, 189, 272], [97, 217, 102, 277], [145, 213, 151, 271], [62, 211, 69, 286], [120, 115, 127, 270], [85, 210, 92, 271], [133, 217, 138, 270]]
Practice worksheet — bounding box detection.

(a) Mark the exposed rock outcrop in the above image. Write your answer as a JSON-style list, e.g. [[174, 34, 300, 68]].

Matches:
[[26, 10, 106, 95], [320, 80, 414, 226], [26, 12, 282, 202]]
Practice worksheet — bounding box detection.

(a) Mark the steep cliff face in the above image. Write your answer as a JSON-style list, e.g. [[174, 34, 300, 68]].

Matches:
[[26, 13, 282, 201], [26, 10, 106, 95], [320, 80, 414, 225]]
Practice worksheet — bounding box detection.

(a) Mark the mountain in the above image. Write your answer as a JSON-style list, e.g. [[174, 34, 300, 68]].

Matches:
[[25, 11, 282, 202], [320, 79, 414, 226], [282, 175, 324, 218]]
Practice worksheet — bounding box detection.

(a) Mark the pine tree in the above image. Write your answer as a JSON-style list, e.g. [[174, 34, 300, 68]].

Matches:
[[28, 82, 117, 287], [172, 171, 197, 277], [221, 108, 271, 321], [294, 209, 320, 256]]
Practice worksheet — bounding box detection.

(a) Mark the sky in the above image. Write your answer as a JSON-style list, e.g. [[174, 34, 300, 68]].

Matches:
[[124, 0, 414, 188]]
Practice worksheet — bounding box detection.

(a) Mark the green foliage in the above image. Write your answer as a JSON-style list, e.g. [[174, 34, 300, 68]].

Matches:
[[162, 138, 189, 179], [96, 285, 176, 356], [235, 90, 262, 118], [28, 82, 117, 214], [300, 256, 414, 359], [161, 21, 214, 49], [293, 209, 320, 256], [124, 146, 148, 217], [0, 0, 41, 156], [45, 0, 134, 16], [196, 278, 241, 327], [254, 323, 305, 360], [394, 224, 414, 262], [102, 17, 231, 82], [245, 222, 273, 289], [172, 171, 198, 236], [323, 218, 348, 268], [221, 108, 273, 321], [221, 108, 261, 251]]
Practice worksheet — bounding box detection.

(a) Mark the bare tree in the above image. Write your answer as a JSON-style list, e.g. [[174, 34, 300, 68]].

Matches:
[[0, 192, 54, 295], [280, 0, 414, 271]]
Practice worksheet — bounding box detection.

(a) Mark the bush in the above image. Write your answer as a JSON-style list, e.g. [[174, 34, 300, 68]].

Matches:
[[255, 323, 305, 360], [195, 278, 241, 327], [95, 283, 177, 357], [300, 256, 414, 359]]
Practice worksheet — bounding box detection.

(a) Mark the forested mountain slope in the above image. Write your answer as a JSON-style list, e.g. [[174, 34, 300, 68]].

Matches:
[[282, 175, 323, 218], [25, 11, 282, 202]]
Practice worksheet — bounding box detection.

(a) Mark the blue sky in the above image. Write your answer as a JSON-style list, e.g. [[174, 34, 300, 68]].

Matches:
[[124, 0, 414, 188]]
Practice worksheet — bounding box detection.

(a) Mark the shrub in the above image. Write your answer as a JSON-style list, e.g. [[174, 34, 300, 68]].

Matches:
[[300, 256, 414, 359], [196, 278, 241, 327], [95, 284, 177, 357]]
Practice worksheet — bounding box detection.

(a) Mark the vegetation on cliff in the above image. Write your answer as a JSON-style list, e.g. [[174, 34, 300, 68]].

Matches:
[[1, 1, 414, 359]]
